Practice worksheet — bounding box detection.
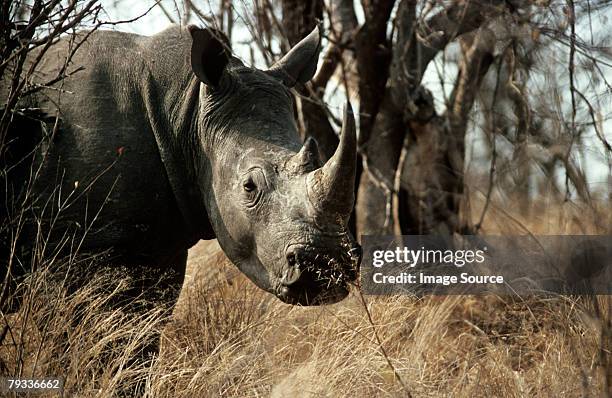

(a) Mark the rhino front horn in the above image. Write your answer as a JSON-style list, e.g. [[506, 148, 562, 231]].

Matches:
[[307, 101, 357, 223]]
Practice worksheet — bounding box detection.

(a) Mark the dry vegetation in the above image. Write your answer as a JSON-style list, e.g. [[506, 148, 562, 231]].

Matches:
[[0, 202, 610, 397]]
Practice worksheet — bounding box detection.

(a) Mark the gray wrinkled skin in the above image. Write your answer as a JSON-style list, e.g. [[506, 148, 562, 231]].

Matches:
[[6, 25, 360, 306]]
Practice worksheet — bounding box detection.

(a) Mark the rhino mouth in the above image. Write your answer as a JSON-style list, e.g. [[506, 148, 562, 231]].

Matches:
[[274, 243, 361, 306], [277, 282, 350, 306]]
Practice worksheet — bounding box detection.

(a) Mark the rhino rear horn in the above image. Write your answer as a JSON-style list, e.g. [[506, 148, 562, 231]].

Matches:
[[267, 24, 322, 87], [289, 136, 321, 173], [307, 101, 357, 223], [189, 26, 231, 88]]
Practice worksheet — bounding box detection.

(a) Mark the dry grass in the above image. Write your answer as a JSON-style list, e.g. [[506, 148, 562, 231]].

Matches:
[[1, 202, 610, 397], [0, 262, 173, 396], [154, 241, 605, 397]]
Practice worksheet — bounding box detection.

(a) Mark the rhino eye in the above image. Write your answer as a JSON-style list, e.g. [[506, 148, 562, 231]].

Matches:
[[243, 178, 257, 192], [240, 168, 266, 207]]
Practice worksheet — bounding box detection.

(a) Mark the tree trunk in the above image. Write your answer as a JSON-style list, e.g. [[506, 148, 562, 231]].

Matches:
[[356, 0, 500, 238]]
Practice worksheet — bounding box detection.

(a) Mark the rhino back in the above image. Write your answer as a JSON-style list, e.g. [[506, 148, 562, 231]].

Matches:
[[9, 27, 201, 265]]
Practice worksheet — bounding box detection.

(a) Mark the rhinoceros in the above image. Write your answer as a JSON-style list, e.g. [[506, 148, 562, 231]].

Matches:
[[1, 24, 361, 309]]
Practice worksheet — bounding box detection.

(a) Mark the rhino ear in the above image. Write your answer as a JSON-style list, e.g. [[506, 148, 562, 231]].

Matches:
[[267, 24, 322, 87], [188, 25, 231, 88]]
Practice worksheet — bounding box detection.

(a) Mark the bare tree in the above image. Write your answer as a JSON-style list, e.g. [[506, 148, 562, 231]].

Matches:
[[151, 0, 611, 235]]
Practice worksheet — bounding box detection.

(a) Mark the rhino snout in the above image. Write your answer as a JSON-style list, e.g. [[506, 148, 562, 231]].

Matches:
[[276, 241, 361, 305]]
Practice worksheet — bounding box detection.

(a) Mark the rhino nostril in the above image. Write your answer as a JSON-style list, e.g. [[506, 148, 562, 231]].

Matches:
[[281, 266, 301, 286], [281, 251, 302, 286]]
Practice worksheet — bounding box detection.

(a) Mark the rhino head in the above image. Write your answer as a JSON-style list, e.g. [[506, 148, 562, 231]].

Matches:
[[187, 25, 361, 305]]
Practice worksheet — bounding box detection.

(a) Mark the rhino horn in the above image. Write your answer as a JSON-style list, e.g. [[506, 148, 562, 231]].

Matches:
[[307, 101, 357, 222], [288, 136, 321, 173]]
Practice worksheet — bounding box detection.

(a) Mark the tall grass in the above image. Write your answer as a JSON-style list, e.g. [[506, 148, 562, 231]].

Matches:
[[154, 241, 605, 397], [0, 260, 171, 396]]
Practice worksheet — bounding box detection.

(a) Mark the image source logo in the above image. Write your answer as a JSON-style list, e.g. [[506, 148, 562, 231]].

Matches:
[[361, 235, 612, 296]]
